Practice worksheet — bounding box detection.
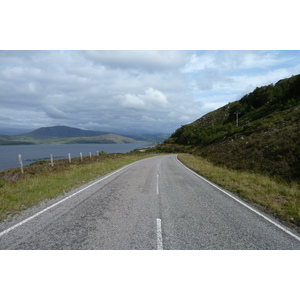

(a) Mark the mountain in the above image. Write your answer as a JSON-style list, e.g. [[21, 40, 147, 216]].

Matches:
[[158, 74, 300, 182], [0, 126, 170, 145], [0, 126, 139, 145], [63, 134, 138, 144], [20, 125, 109, 139]]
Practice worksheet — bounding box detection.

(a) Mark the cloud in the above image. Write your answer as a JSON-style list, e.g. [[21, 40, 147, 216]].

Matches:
[[183, 50, 287, 73], [0, 50, 300, 135], [84, 50, 187, 72], [44, 104, 69, 119], [121, 88, 168, 111], [197, 69, 234, 90]]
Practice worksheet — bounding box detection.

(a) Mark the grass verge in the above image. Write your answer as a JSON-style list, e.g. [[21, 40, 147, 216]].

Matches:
[[0, 153, 159, 222], [178, 153, 300, 229]]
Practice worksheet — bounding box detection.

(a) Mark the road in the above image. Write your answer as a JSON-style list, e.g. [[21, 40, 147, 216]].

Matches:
[[1, 154, 300, 249]]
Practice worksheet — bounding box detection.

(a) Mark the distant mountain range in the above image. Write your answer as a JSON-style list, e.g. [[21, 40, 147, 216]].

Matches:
[[0, 126, 170, 145], [21, 126, 109, 139]]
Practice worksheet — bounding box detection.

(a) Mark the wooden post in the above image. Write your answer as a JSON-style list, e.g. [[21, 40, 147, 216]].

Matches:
[[50, 154, 54, 166], [68, 153, 71, 163], [18, 154, 24, 174], [80, 152, 83, 161]]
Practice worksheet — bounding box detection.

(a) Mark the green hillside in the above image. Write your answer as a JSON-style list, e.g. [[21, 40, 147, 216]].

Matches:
[[158, 74, 300, 182], [124, 133, 171, 143], [0, 134, 34, 145]]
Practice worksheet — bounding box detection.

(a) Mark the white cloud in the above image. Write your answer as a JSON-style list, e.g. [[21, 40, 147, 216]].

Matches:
[[121, 88, 168, 111], [183, 51, 287, 73], [122, 94, 145, 111], [183, 52, 216, 73]]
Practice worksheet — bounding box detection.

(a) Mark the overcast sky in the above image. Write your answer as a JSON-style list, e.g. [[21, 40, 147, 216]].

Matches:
[[1, 50, 300, 135]]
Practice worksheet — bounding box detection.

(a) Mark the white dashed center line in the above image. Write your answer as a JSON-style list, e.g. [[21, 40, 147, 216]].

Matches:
[[156, 218, 163, 250]]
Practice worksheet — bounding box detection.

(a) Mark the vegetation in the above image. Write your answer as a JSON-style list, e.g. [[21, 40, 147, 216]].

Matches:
[[0, 152, 159, 222], [157, 74, 300, 183], [123, 133, 171, 143]]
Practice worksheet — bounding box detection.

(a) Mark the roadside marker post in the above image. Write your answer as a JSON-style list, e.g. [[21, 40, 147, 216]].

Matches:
[[18, 154, 24, 174], [50, 154, 54, 166]]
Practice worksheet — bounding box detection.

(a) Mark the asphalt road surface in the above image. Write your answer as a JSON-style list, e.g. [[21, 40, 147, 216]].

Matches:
[[1, 154, 300, 249]]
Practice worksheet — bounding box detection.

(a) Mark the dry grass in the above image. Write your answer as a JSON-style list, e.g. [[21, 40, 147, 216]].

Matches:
[[178, 153, 300, 228]]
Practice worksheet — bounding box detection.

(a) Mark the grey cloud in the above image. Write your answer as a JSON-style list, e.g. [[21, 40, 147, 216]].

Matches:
[[83, 50, 188, 72], [44, 104, 69, 119], [197, 68, 234, 90]]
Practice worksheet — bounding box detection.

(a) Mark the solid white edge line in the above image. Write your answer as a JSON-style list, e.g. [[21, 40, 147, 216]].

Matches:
[[0, 162, 136, 238], [157, 218, 163, 250], [176, 156, 300, 243]]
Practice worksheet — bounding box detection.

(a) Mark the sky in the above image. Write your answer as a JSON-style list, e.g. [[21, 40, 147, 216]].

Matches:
[[1, 50, 300, 135]]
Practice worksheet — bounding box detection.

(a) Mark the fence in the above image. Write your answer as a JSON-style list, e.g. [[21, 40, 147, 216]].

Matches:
[[17, 150, 106, 174]]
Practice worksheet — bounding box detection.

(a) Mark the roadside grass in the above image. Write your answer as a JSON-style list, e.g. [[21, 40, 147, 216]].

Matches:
[[0, 153, 159, 222], [178, 153, 300, 228]]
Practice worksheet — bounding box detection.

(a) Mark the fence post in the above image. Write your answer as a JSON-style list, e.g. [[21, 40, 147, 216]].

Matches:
[[96, 151, 99, 157], [68, 153, 71, 163], [18, 154, 24, 174], [50, 154, 54, 166], [89, 152, 92, 159], [80, 152, 83, 161]]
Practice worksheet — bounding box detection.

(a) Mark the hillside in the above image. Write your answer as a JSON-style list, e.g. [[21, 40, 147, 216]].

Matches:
[[0, 126, 139, 145], [63, 134, 137, 144], [0, 134, 34, 145], [124, 133, 171, 143], [158, 74, 300, 182]]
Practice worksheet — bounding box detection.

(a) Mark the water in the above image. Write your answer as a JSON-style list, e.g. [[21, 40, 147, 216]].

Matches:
[[0, 143, 151, 172]]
